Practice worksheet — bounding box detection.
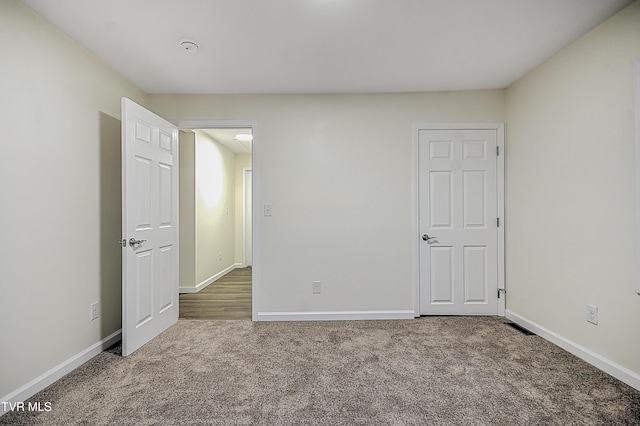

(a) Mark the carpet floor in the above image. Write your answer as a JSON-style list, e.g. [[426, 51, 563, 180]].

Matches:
[[2, 317, 639, 425]]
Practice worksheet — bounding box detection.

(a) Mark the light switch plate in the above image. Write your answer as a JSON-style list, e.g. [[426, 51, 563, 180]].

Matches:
[[264, 203, 273, 217]]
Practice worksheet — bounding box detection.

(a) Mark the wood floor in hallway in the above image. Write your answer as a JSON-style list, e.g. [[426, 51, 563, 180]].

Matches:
[[179, 267, 252, 320]]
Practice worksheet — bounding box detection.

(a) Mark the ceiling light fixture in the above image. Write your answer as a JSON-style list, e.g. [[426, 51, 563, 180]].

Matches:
[[234, 133, 253, 142], [179, 39, 199, 54]]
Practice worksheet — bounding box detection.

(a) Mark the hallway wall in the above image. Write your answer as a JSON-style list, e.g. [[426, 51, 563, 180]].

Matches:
[[179, 131, 239, 292]]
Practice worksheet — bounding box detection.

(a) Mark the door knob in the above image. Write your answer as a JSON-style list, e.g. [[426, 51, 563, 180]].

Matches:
[[422, 234, 437, 241], [129, 238, 147, 247]]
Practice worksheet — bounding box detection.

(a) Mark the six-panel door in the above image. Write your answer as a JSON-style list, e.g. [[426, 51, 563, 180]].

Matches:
[[419, 129, 498, 315], [122, 98, 178, 356]]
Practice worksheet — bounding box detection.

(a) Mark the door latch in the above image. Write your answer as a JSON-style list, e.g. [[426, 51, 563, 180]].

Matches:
[[497, 288, 506, 299], [118, 239, 127, 248], [129, 238, 147, 247]]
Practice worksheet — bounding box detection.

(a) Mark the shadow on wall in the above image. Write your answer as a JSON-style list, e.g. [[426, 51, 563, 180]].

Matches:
[[99, 112, 122, 339]]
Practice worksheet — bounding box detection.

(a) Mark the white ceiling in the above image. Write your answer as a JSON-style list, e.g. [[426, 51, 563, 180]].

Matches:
[[198, 128, 253, 154], [20, 0, 632, 94]]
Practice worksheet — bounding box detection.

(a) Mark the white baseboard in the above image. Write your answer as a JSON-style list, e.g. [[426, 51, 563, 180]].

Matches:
[[257, 310, 415, 321], [179, 263, 242, 294], [1, 329, 122, 416], [506, 310, 640, 391]]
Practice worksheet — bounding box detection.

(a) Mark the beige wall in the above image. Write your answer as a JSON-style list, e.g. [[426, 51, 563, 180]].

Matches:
[[179, 130, 197, 288], [0, 0, 148, 398], [148, 91, 506, 313], [505, 1, 640, 374], [181, 132, 249, 291], [179, 130, 239, 291], [194, 131, 237, 284]]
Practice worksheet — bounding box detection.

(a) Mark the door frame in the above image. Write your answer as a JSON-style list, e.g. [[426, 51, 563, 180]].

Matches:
[[243, 167, 252, 267], [175, 119, 259, 321], [634, 55, 640, 295], [413, 123, 505, 317]]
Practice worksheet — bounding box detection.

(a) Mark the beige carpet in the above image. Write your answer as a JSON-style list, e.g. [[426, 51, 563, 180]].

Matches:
[[2, 317, 639, 425]]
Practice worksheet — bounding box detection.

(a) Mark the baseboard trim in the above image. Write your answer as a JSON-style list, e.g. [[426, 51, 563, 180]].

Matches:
[[179, 263, 242, 294], [257, 310, 415, 321], [506, 310, 640, 391], [1, 329, 122, 415]]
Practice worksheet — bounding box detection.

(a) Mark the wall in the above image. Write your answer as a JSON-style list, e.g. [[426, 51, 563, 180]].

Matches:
[[194, 131, 237, 285], [180, 130, 251, 293], [179, 130, 197, 289], [148, 91, 506, 315], [0, 0, 147, 401], [505, 1, 640, 378], [235, 154, 252, 265], [179, 130, 239, 292]]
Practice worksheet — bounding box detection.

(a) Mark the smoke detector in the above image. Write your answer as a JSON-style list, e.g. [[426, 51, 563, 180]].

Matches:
[[179, 39, 199, 54]]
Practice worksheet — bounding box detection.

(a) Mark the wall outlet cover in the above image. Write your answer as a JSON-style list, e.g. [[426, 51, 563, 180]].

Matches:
[[90, 302, 100, 321], [586, 304, 598, 325]]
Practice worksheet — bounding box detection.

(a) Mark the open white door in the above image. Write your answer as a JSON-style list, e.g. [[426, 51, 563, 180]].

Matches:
[[121, 98, 178, 356]]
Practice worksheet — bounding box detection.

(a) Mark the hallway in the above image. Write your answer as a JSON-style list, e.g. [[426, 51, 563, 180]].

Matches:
[[179, 268, 252, 320]]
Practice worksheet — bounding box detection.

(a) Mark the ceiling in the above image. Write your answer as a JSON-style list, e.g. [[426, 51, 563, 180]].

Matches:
[[198, 128, 253, 154], [20, 0, 632, 95]]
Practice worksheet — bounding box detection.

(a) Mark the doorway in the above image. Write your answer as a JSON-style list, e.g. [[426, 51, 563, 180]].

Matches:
[[176, 121, 257, 320], [120, 102, 259, 355]]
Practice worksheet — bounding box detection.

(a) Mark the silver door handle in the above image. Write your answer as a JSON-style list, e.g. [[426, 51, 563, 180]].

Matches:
[[422, 234, 437, 241], [129, 238, 147, 247]]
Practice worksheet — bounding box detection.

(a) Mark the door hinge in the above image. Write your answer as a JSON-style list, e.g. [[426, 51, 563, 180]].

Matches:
[[496, 146, 500, 156], [498, 288, 506, 299], [497, 217, 500, 227]]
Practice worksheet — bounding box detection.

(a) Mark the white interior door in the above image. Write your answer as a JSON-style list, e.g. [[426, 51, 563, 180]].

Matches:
[[122, 97, 178, 356], [244, 168, 253, 267], [419, 129, 499, 315]]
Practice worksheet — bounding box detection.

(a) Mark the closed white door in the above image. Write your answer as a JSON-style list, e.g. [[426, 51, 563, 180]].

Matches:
[[419, 129, 499, 315], [122, 98, 178, 356]]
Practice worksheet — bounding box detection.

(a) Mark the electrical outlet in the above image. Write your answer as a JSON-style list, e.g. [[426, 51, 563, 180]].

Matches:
[[218, 252, 223, 261], [312, 281, 321, 294], [90, 302, 100, 321], [264, 203, 273, 217], [586, 304, 598, 325]]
